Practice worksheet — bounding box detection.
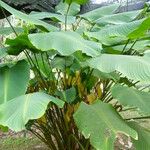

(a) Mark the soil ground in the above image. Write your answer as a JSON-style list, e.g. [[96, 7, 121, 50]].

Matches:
[[0, 130, 133, 150], [0, 131, 48, 150]]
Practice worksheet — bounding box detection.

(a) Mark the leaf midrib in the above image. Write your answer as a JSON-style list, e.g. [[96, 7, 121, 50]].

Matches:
[[23, 94, 31, 122]]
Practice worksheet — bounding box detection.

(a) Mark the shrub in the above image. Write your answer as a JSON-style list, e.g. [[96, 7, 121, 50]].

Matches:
[[0, 0, 150, 149]]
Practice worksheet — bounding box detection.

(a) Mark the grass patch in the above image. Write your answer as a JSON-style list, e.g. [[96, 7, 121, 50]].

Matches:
[[0, 137, 48, 150]]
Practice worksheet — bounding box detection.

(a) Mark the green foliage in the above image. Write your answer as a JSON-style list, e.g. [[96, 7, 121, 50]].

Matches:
[[104, 39, 150, 54], [111, 84, 150, 115], [55, 1, 80, 16], [28, 31, 102, 56], [85, 20, 143, 45], [29, 12, 76, 24], [56, 87, 76, 104], [74, 101, 137, 150], [0, 60, 30, 104], [129, 122, 150, 150], [95, 10, 142, 25], [51, 56, 74, 70], [0, 27, 23, 35], [129, 17, 150, 38], [6, 34, 36, 55], [80, 4, 120, 22], [87, 54, 150, 81], [0, 0, 57, 31], [0, 92, 64, 131], [0, 0, 150, 149]]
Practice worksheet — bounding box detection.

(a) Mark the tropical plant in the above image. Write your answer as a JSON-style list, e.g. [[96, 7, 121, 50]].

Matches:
[[0, 0, 150, 149]]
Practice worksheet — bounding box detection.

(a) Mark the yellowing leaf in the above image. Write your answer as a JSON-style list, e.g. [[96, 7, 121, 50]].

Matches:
[[87, 93, 97, 104], [67, 76, 72, 86], [65, 105, 74, 122], [95, 84, 102, 98], [37, 115, 47, 124]]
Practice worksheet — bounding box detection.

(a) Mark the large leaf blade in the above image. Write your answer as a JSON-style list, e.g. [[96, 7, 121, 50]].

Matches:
[[0, 27, 23, 35], [0, 60, 30, 104], [86, 19, 143, 45], [111, 84, 150, 115], [0, 92, 64, 131], [0, 0, 57, 31], [74, 101, 137, 150], [129, 17, 150, 38], [87, 54, 150, 81], [80, 4, 119, 22], [29, 12, 76, 24], [28, 31, 102, 57], [129, 122, 150, 150], [95, 10, 142, 25], [55, 1, 80, 16]]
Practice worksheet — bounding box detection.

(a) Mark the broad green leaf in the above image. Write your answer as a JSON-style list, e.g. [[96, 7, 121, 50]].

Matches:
[[93, 69, 120, 81], [29, 12, 76, 24], [74, 101, 137, 150], [144, 50, 150, 57], [128, 40, 150, 53], [6, 34, 36, 55], [56, 1, 80, 16], [111, 84, 150, 115], [80, 4, 120, 22], [129, 17, 150, 38], [85, 20, 143, 45], [129, 122, 150, 150], [70, 59, 81, 72], [56, 87, 76, 104], [0, 92, 64, 131], [28, 31, 102, 57], [0, 27, 23, 35], [0, 0, 57, 31], [87, 54, 150, 81], [51, 56, 74, 70], [0, 60, 30, 104], [95, 10, 142, 25]]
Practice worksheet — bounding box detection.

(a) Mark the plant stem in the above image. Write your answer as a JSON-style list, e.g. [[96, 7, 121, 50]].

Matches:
[[65, 3, 71, 31], [69, 134, 85, 150], [122, 39, 130, 54], [24, 51, 33, 67], [89, 23, 96, 31], [33, 53, 48, 89], [127, 39, 138, 55], [73, 18, 82, 31], [40, 53, 48, 77]]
